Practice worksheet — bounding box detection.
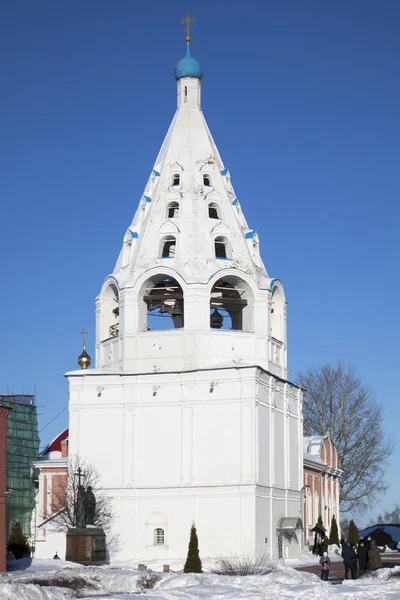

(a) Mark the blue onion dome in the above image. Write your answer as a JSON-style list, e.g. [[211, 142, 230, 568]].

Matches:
[[174, 44, 203, 80]]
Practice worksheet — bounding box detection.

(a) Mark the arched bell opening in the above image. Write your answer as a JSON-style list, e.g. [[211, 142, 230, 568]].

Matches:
[[210, 276, 253, 331], [214, 236, 230, 259], [100, 282, 119, 341], [166, 201, 180, 219], [139, 274, 184, 331], [160, 236, 176, 258], [208, 202, 220, 219]]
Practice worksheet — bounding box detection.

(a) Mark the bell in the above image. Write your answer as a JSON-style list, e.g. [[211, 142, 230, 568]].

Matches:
[[159, 303, 167, 314], [148, 301, 154, 311], [170, 302, 183, 317], [210, 308, 223, 329]]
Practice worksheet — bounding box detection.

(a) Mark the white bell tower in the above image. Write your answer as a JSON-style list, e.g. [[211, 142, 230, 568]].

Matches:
[[67, 21, 304, 561]]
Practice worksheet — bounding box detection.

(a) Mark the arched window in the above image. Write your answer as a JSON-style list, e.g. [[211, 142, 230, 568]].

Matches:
[[210, 276, 253, 331], [160, 236, 176, 258], [167, 201, 179, 218], [314, 491, 319, 525], [306, 487, 312, 528], [214, 236, 229, 259], [172, 173, 180, 186], [203, 174, 211, 187], [270, 285, 284, 342], [100, 283, 119, 341], [208, 203, 220, 219], [154, 528, 165, 545], [140, 275, 184, 330]]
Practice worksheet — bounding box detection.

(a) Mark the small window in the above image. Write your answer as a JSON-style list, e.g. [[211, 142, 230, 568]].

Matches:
[[208, 203, 219, 219], [167, 202, 179, 218], [154, 528, 165, 545], [215, 236, 227, 259], [172, 174, 180, 186], [203, 174, 211, 187], [161, 237, 176, 258], [184, 86, 188, 102]]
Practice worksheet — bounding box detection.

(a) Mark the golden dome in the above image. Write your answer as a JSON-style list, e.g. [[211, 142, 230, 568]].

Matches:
[[78, 348, 91, 370]]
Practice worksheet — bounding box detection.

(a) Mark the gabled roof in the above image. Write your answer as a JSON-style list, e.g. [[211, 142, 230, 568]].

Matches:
[[40, 428, 68, 457]]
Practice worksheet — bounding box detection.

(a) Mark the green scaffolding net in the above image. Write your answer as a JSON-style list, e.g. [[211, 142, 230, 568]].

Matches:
[[1, 395, 40, 537]]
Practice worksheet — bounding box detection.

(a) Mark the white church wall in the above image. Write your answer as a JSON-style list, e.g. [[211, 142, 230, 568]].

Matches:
[[68, 365, 302, 560]]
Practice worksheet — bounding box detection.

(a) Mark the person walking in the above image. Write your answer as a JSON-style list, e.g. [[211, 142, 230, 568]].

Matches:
[[368, 540, 386, 571], [357, 539, 368, 576], [320, 535, 329, 557], [319, 551, 331, 581], [341, 539, 358, 579]]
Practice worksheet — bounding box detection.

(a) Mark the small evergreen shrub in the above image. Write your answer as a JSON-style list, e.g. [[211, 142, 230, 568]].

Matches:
[[7, 521, 30, 559], [348, 519, 359, 545], [137, 571, 161, 591], [329, 515, 339, 546], [184, 523, 202, 573]]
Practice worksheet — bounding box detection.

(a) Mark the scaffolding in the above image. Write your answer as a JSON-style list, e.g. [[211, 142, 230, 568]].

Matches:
[[1, 394, 40, 537]]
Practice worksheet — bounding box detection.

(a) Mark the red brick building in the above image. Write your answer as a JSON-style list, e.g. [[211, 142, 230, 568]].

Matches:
[[32, 429, 68, 559], [303, 436, 342, 546]]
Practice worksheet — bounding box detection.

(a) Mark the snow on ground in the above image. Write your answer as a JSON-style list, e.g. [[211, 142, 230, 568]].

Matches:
[[1, 559, 400, 600]]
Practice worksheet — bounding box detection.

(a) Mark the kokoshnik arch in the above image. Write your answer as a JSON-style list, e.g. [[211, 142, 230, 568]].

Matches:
[[66, 16, 306, 561]]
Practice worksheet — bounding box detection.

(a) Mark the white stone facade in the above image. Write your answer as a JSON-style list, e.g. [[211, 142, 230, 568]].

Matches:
[[67, 45, 304, 560]]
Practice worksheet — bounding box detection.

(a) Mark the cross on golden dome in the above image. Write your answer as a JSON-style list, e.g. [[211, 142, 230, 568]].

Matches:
[[180, 12, 195, 43]]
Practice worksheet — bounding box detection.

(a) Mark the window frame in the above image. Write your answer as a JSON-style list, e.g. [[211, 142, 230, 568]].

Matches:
[[154, 527, 165, 545], [167, 201, 180, 219], [160, 236, 177, 258]]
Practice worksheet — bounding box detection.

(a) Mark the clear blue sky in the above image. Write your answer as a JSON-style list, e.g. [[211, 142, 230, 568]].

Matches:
[[1, 1, 399, 526]]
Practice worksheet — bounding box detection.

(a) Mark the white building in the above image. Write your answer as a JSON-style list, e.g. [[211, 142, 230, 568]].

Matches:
[[67, 36, 305, 561]]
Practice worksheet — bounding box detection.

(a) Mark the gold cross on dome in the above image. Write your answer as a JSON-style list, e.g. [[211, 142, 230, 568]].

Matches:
[[180, 12, 195, 43], [80, 328, 88, 348]]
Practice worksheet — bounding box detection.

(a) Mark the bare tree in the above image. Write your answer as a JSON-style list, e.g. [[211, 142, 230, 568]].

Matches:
[[374, 505, 400, 524], [298, 362, 393, 514], [48, 455, 115, 533]]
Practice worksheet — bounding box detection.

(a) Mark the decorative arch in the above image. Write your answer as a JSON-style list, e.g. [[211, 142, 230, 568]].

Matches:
[[99, 279, 119, 341], [145, 512, 168, 547], [138, 273, 184, 331], [158, 220, 180, 235], [211, 222, 230, 235], [270, 282, 285, 342], [209, 274, 254, 331], [165, 189, 182, 202], [204, 189, 221, 202]]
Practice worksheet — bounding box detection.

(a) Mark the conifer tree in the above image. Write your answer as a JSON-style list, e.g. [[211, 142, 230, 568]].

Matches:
[[329, 515, 339, 546], [348, 519, 359, 545], [7, 521, 30, 559], [312, 516, 324, 555], [183, 523, 202, 573]]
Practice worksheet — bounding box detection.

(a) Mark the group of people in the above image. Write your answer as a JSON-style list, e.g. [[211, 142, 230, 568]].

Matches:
[[318, 535, 387, 581]]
